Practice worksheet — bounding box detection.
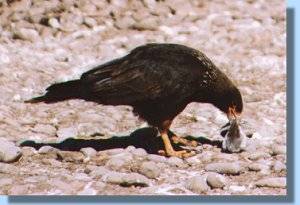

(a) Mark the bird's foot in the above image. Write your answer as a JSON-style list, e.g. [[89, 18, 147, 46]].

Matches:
[[171, 135, 198, 147], [158, 149, 196, 158]]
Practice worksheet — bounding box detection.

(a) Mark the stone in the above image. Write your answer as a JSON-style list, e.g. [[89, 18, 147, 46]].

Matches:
[[56, 151, 85, 163], [167, 156, 186, 168], [89, 166, 110, 178], [80, 147, 97, 158], [131, 148, 147, 158], [247, 152, 271, 161], [185, 176, 210, 194], [228, 185, 246, 193], [102, 172, 150, 187], [0, 137, 22, 163], [205, 162, 243, 175], [13, 28, 39, 42], [248, 163, 269, 172], [105, 157, 127, 170], [206, 172, 227, 189], [48, 18, 60, 29], [255, 177, 286, 188], [147, 154, 167, 163], [139, 161, 160, 179], [133, 18, 158, 31], [114, 16, 135, 29], [272, 161, 286, 172], [107, 148, 125, 155], [32, 124, 56, 136], [0, 178, 13, 187], [38, 146, 59, 155], [270, 144, 286, 156], [0, 163, 17, 174], [56, 127, 78, 141], [84, 17, 97, 28]]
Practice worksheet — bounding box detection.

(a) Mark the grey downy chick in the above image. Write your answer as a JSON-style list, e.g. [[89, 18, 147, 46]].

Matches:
[[220, 119, 248, 153]]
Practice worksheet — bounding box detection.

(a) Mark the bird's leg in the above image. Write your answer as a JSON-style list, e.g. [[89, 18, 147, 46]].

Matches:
[[171, 135, 198, 147], [158, 120, 195, 158]]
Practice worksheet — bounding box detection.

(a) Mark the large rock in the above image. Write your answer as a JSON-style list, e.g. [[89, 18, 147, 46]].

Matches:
[[205, 162, 243, 175], [185, 176, 210, 194], [139, 161, 160, 179], [206, 172, 227, 189], [102, 172, 150, 187], [255, 177, 286, 188], [0, 137, 22, 163]]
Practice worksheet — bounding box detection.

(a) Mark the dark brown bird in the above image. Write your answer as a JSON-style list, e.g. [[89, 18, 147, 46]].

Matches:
[[26, 43, 243, 158]]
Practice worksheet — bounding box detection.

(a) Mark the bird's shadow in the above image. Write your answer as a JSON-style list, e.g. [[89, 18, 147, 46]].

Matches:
[[19, 127, 222, 154]]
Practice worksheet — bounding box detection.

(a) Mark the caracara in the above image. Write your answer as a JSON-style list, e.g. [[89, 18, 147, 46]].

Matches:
[[26, 43, 243, 158]]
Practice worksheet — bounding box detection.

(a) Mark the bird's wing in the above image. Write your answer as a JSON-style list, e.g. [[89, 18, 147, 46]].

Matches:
[[80, 55, 181, 105]]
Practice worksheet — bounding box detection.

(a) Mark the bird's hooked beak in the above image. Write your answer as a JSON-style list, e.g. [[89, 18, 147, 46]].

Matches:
[[227, 106, 241, 121]]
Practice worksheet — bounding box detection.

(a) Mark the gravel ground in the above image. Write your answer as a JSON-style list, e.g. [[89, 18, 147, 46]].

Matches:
[[0, 0, 286, 195]]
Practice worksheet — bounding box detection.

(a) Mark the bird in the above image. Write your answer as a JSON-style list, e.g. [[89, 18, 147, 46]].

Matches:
[[26, 43, 243, 158]]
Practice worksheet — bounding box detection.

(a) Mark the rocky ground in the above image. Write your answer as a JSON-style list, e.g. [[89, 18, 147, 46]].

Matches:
[[0, 0, 286, 195]]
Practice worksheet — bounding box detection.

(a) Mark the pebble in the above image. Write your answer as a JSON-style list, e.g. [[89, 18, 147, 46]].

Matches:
[[106, 148, 125, 155], [133, 18, 158, 31], [105, 157, 126, 170], [247, 152, 271, 161], [272, 161, 286, 172], [38, 146, 59, 154], [80, 147, 97, 158], [56, 127, 78, 141], [131, 148, 147, 158], [270, 144, 286, 156], [0, 137, 22, 163], [13, 28, 39, 42], [147, 154, 167, 163], [205, 162, 243, 175], [206, 172, 227, 189], [255, 177, 286, 188], [248, 163, 269, 172], [56, 151, 85, 163], [48, 18, 60, 29], [0, 163, 17, 174], [185, 176, 210, 194], [0, 178, 13, 187], [32, 124, 56, 136], [167, 156, 186, 168], [139, 161, 160, 179], [89, 166, 110, 178], [102, 172, 150, 187], [228, 185, 246, 193]]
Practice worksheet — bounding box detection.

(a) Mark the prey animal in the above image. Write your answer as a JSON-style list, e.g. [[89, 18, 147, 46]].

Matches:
[[26, 43, 244, 158]]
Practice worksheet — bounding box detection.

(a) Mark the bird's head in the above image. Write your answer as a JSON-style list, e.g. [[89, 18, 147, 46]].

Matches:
[[213, 85, 243, 119]]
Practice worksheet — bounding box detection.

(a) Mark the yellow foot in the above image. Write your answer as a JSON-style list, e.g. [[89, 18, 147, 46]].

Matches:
[[171, 135, 198, 147], [158, 149, 196, 158]]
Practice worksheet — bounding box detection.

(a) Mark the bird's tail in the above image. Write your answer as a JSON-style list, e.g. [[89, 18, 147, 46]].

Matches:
[[25, 80, 84, 103]]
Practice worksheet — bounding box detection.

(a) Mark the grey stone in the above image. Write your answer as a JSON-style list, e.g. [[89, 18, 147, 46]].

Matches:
[[255, 177, 286, 188], [205, 162, 243, 175], [272, 161, 286, 172], [131, 148, 147, 158], [147, 154, 167, 163], [80, 147, 97, 158], [167, 156, 186, 167], [89, 166, 110, 178], [56, 151, 84, 163], [102, 172, 150, 187], [56, 127, 78, 141], [185, 176, 210, 194], [0, 137, 22, 163], [248, 152, 271, 161], [32, 124, 56, 136], [38, 146, 59, 154], [0, 163, 17, 174], [271, 144, 286, 156], [13, 28, 39, 42], [139, 161, 160, 179], [206, 172, 227, 189], [248, 163, 269, 172], [107, 148, 125, 155], [48, 18, 60, 29]]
